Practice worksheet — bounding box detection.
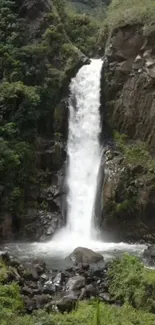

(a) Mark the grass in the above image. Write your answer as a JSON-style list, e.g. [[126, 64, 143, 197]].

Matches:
[[2, 300, 155, 325]]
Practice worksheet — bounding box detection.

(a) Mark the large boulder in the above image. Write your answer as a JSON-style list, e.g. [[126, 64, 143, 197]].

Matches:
[[66, 275, 85, 291], [66, 247, 103, 265], [57, 294, 77, 313]]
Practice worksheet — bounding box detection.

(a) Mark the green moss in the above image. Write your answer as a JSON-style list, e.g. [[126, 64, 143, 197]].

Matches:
[[115, 198, 136, 214]]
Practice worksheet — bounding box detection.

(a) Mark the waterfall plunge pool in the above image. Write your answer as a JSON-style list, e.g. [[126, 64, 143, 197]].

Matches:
[[0, 240, 146, 270]]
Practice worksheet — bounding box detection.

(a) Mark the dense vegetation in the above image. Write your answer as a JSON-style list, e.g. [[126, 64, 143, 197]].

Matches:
[[0, 0, 99, 225], [98, 0, 155, 46], [67, 0, 111, 20]]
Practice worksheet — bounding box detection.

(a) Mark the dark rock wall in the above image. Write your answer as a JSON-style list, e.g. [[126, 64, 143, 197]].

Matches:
[[103, 24, 155, 150], [98, 24, 155, 243]]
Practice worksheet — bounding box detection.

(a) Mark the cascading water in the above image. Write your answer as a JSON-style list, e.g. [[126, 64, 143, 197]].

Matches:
[[66, 59, 103, 240], [29, 58, 145, 258]]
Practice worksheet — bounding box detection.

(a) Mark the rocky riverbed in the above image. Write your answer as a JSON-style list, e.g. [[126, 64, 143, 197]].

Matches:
[[0, 245, 154, 315], [0, 247, 108, 314]]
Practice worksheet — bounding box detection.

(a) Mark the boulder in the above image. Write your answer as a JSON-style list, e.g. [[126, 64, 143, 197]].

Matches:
[[43, 280, 56, 294], [66, 247, 103, 265], [35, 294, 51, 309], [57, 294, 77, 313], [79, 284, 98, 300], [66, 275, 85, 291]]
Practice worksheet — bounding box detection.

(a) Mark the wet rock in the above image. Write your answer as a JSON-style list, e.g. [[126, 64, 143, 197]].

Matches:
[[143, 245, 155, 265], [23, 295, 36, 313], [66, 275, 85, 291], [21, 286, 33, 296], [0, 252, 10, 264], [99, 292, 111, 303], [67, 247, 104, 265], [57, 294, 77, 313], [32, 259, 46, 274], [40, 141, 65, 171], [45, 301, 57, 312], [53, 272, 64, 286], [43, 280, 56, 294], [23, 264, 39, 281], [41, 273, 48, 281], [132, 55, 144, 70], [9, 259, 20, 268], [0, 252, 112, 313], [35, 294, 51, 309], [79, 284, 98, 300]]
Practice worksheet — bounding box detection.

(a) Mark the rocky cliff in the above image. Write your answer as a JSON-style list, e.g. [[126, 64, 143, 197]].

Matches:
[[98, 10, 155, 242]]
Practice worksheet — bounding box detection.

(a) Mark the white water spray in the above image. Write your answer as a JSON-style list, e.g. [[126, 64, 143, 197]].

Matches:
[[66, 59, 103, 239], [31, 59, 146, 257]]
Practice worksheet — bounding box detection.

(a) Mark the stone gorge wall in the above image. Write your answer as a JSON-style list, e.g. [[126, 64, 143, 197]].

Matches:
[[104, 24, 155, 149], [98, 24, 155, 243]]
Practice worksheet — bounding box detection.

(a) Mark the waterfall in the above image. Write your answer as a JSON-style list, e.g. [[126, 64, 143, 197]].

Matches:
[[66, 59, 103, 240], [31, 58, 146, 256]]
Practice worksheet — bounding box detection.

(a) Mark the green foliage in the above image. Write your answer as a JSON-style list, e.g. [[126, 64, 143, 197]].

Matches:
[[98, 0, 155, 46], [0, 282, 24, 314], [0, 0, 21, 46], [64, 13, 99, 55], [0, 81, 40, 139], [67, 0, 109, 21], [105, 0, 155, 32], [115, 198, 136, 214], [108, 254, 155, 312], [0, 137, 36, 214], [0, 0, 99, 220], [113, 131, 155, 169], [1, 300, 155, 325], [0, 259, 9, 282]]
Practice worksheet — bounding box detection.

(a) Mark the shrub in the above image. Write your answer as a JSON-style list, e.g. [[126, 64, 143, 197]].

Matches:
[[105, 0, 155, 32], [113, 131, 155, 169], [2, 301, 155, 325], [108, 254, 155, 312]]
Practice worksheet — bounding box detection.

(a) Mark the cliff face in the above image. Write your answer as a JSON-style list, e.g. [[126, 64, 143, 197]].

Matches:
[[104, 24, 155, 149], [98, 23, 155, 243]]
